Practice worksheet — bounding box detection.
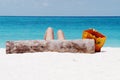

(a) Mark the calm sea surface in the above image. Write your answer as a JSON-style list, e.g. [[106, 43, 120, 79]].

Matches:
[[0, 16, 120, 48]]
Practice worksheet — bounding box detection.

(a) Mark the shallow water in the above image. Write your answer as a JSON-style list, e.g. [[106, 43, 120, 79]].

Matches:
[[0, 16, 120, 47]]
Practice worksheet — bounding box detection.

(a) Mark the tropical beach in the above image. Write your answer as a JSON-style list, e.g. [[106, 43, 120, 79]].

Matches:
[[0, 47, 120, 80], [0, 16, 120, 80], [0, 0, 120, 79]]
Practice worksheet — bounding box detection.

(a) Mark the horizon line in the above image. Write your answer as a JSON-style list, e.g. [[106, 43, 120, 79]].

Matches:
[[0, 15, 120, 17]]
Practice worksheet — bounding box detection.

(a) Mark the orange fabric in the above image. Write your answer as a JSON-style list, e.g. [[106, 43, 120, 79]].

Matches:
[[82, 29, 106, 52]]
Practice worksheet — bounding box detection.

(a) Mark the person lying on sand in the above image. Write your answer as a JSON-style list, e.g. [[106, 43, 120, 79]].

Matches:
[[7, 27, 106, 53], [44, 27, 65, 40]]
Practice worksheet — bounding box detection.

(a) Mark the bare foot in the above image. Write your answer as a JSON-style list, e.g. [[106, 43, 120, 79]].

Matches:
[[57, 30, 65, 40], [44, 27, 54, 40]]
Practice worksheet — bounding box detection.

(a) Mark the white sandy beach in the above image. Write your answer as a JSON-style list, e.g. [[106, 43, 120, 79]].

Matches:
[[0, 47, 120, 80]]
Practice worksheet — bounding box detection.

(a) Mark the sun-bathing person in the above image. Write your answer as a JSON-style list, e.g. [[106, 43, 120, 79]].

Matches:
[[44, 27, 65, 40]]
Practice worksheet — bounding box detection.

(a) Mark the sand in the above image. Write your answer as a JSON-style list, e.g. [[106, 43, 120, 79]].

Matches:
[[0, 47, 120, 80]]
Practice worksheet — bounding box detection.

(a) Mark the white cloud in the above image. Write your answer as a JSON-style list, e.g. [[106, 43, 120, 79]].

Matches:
[[0, 0, 119, 16], [42, 2, 49, 7]]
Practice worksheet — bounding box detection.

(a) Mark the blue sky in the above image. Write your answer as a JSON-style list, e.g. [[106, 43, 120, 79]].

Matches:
[[0, 0, 120, 16]]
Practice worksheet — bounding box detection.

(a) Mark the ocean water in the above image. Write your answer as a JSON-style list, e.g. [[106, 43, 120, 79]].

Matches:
[[0, 16, 120, 48]]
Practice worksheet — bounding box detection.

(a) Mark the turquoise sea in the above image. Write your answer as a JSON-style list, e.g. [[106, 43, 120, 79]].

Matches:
[[0, 16, 120, 48]]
